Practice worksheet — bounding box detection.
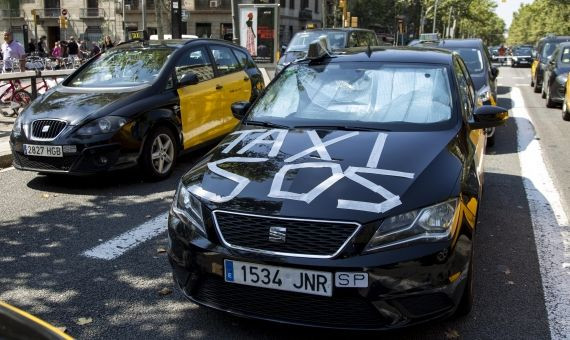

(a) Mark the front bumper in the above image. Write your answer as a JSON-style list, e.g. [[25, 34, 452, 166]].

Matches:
[[167, 211, 472, 330], [10, 133, 140, 174]]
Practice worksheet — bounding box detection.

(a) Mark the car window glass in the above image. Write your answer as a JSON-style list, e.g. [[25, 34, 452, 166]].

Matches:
[[175, 46, 214, 83], [562, 47, 570, 64], [452, 48, 484, 74], [210, 45, 242, 76], [348, 32, 358, 47], [458, 59, 476, 106], [453, 59, 472, 117], [233, 49, 254, 69]]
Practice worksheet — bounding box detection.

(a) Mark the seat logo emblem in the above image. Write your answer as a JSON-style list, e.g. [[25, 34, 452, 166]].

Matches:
[[268, 226, 287, 243], [42, 125, 50, 133]]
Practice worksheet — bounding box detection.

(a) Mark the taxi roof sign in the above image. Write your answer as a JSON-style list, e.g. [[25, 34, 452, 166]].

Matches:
[[419, 33, 440, 42], [128, 30, 149, 41]]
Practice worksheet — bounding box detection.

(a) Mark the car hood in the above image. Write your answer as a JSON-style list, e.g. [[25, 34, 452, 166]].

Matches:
[[22, 86, 140, 125], [182, 126, 463, 224]]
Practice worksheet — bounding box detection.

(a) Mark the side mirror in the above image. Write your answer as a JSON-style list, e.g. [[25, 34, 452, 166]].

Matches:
[[281, 45, 287, 55], [469, 105, 508, 130], [178, 72, 199, 87], [490, 66, 499, 78], [231, 101, 251, 120]]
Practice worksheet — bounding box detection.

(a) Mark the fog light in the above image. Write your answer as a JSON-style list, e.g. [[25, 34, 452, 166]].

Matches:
[[449, 272, 461, 283], [99, 156, 108, 165]]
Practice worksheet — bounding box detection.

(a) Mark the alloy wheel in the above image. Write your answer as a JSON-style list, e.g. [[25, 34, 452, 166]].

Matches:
[[150, 133, 175, 175]]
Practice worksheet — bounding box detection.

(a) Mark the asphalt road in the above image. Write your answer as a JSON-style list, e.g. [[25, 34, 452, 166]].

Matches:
[[0, 66, 567, 339]]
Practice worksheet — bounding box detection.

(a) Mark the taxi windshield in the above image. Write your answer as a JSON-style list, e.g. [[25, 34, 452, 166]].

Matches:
[[248, 62, 453, 129], [287, 31, 347, 51], [542, 43, 558, 59], [67, 48, 172, 88], [450, 48, 484, 74]]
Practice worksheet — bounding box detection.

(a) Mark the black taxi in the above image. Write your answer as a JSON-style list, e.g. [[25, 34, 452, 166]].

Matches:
[[10, 37, 264, 179], [167, 41, 508, 329]]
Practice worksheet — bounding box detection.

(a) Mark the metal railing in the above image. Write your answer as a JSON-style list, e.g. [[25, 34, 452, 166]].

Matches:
[[80, 8, 105, 18], [0, 9, 25, 18], [37, 8, 61, 18]]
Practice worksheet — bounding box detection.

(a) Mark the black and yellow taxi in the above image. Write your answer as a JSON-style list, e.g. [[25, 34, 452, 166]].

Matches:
[[10, 36, 264, 179], [0, 300, 73, 339], [563, 72, 570, 121], [167, 41, 508, 329], [531, 34, 570, 93]]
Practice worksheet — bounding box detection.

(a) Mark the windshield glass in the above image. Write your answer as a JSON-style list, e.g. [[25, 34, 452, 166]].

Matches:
[[451, 48, 484, 74], [287, 31, 347, 52], [248, 63, 453, 129], [542, 43, 558, 59], [515, 47, 532, 55], [67, 48, 173, 88]]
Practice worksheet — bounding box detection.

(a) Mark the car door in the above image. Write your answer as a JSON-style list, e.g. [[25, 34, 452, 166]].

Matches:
[[545, 47, 560, 88], [175, 45, 221, 149], [208, 44, 252, 137]]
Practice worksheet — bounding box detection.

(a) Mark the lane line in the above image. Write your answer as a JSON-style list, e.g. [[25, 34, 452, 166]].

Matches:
[[511, 86, 570, 339], [82, 212, 168, 260]]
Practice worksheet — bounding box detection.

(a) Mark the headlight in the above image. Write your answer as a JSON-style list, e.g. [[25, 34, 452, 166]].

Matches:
[[556, 74, 568, 85], [364, 198, 459, 252], [76, 116, 127, 135], [12, 114, 24, 136], [171, 182, 206, 236]]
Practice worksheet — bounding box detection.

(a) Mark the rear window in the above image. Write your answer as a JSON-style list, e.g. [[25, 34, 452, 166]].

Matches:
[[451, 48, 484, 74]]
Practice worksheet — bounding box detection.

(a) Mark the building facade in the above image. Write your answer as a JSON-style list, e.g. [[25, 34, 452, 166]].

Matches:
[[0, 0, 323, 53]]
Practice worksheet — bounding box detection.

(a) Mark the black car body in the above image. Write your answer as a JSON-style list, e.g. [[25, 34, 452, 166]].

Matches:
[[10, 39, 264, 179], [511, 46, 533, 67], [409, 38, 499, 145], [543, 42, 570, 108], [276, 28, 379, 73], [167, 46, 507, 330], [532, 35, 570, 93]]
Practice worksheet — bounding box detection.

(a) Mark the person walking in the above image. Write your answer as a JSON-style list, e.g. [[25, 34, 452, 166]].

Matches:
[[37, 36, 47, 57], [1, 31, 26, 72], [102, 35, 114, 52], [498, 44, 506, 66], [67, 36, 79, 64], [51, 41, 62, 69]]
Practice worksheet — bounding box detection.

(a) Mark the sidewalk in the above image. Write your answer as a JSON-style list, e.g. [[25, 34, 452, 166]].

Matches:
[[0, 108, 15, 169]]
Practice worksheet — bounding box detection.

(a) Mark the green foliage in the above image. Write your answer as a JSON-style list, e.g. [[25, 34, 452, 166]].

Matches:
[[508, 0, 570, 46]]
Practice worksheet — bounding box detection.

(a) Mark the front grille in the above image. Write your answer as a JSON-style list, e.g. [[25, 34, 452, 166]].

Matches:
[[31, 119, 67, 140], [13, 153, 77, 171], [213, 211, 360, 257], [192, 275, 387, 328]]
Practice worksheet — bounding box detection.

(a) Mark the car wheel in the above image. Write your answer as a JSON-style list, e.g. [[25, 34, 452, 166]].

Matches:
[[140, 126, 178, 180], [534, 76, 541, 93], [455, 251, 474, 316], [541, 82, 547, 99], [563, 98, 570, 121], [530, 74, 535, 87], [545, 85, 555, 108], [485, 127, 495, 148]]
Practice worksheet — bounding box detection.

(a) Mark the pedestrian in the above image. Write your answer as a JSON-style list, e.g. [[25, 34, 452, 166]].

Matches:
[[498, 44, 506, 66], [79, 40, 88, 59], [90, 42, 101, 57], [102, 35, 114, 52], [51, 41, 62, 69], [67, 36, 79, 62], [28, 39, 36, 54], [37, 36, 47, 57], [1, 31, 26, 72]]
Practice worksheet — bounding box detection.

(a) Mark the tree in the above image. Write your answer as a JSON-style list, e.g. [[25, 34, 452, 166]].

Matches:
[[507, 0, 570, 46]]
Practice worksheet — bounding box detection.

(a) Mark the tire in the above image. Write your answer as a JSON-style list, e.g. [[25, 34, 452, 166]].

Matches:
[[455, 253, 474, 317], [530, 75, 535, 87], [139, 126, 178, 180], [563, 98, 570, 121], [534, 75, 541, 93], [541, 83, 547, 99], [545, 85, 555, 108]]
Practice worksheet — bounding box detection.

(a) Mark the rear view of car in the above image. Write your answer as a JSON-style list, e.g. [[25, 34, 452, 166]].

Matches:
[[511, 46, 533, 67]]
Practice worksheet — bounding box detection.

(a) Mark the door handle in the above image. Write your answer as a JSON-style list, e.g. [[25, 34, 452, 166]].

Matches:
[[216, 84, 223, 90]]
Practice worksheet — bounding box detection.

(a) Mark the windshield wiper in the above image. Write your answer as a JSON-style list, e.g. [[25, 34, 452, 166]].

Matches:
[[293, 125, 391, 132], [243, 120, 290, 129]]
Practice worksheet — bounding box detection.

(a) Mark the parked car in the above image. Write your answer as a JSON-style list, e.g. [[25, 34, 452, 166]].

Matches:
[[167, 41, 507, 330], [562, 73, 570, 120], [10, 38, 264, 179], [511, 45, 533, 67], [410, 38, 500, 146], [531, 35, 570, 93], [276, 28, 379, 73], [0, 300, 73, 340], [542, 42, 570, 108]]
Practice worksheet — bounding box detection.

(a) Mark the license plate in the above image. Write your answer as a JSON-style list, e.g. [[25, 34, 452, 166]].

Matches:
[[23, 144, 63, 157], [224, 260, 333, 297]]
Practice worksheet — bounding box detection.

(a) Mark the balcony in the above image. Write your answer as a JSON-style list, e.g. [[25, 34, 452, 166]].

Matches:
[[116, 0, 156, 13], [299, 8, 313, 20], [80, 8, 105, 18], [0, 9, 25, 18], [194, 0, 231, 11], [37, 8, 61, 18]]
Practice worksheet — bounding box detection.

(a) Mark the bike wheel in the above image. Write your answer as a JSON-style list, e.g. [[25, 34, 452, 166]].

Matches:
[[10, 89, 32, 115]]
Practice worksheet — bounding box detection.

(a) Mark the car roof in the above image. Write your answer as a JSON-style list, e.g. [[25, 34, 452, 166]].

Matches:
[[317, 46, 454, 65], [539, 35, 570, 42], [418, 38, 484, 48]]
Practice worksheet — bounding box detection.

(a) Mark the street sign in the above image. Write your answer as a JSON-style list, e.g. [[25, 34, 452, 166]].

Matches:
[[61, 8, 68, 16]]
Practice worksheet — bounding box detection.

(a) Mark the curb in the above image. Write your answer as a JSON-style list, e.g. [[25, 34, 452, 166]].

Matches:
[[0, 152, 12, 169]]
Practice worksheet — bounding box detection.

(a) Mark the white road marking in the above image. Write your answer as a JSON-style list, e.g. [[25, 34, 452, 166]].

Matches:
[[82, 212, 168, 260], [0, 166, 14, 172], [512, 86, 570, 339], [512, 76, 526, 79]]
